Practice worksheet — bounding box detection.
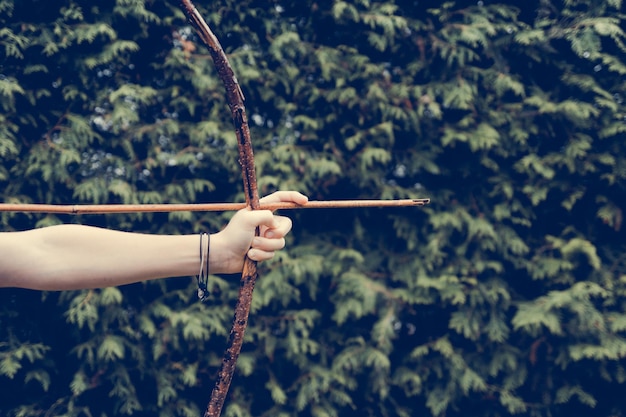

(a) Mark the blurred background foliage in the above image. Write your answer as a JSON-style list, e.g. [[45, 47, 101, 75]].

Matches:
[[1, 0, 626, 416]]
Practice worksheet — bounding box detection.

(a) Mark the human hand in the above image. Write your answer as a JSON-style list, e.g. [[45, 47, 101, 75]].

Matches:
[[210, 191, 308, 274]]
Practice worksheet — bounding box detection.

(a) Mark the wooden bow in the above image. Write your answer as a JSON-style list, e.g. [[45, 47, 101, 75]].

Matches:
[[178, 1, 260, 416], [176, 2, 430, 416]]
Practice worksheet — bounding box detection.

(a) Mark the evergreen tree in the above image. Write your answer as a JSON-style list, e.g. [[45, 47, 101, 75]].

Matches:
[[1, 1, 625, 416]]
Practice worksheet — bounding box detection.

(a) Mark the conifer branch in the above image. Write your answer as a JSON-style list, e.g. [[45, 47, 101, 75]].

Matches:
[[178, 1, 260, 416]]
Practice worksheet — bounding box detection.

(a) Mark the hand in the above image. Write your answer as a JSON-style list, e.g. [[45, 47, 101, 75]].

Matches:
[[210, 191, 308, 274]]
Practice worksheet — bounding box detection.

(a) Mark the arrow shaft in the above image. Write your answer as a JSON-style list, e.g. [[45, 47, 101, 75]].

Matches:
[[0, 199, 430, 214]]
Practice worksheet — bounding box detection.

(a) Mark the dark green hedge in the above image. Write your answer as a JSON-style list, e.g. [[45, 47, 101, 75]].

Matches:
[[1, 0, 626, 416]]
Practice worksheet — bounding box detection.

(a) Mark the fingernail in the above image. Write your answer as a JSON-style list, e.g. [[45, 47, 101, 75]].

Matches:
[[265, 231, 275, 238]]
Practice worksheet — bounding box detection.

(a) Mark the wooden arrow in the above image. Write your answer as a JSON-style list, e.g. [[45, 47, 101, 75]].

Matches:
[[0, 198, 430, 214]]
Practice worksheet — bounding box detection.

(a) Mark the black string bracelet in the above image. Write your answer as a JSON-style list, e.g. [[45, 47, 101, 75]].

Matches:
[[196, 232, 210, 301]]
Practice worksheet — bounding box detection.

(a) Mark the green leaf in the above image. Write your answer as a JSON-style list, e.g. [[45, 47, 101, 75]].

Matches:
[[97, 335, 125, 361]]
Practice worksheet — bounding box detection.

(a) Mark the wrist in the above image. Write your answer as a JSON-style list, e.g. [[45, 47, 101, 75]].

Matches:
[[207, 231, 234, 275]]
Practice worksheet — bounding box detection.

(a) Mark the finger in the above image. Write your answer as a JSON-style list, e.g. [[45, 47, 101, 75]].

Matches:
[[260, 191, 308, 206], [247, 248, 276, 262], [251, 236, 286, 252], [237, 209, 277, 230], [261, 216, 292, 239]]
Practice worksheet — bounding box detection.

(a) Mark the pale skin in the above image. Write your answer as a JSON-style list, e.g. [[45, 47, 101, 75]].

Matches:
[[0, 191, 308, 291]]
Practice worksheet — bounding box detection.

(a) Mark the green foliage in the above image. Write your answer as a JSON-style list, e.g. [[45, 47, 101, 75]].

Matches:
[[2, 0, 626, 416]]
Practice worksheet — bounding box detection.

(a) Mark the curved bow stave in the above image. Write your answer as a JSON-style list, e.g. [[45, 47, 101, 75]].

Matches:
[[179, 1, 260, 416]]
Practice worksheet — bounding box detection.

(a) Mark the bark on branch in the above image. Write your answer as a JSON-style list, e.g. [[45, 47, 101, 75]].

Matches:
[[178, 2, 260, 416]]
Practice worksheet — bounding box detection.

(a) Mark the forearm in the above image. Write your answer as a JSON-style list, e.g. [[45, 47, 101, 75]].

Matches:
[[0, 191, 304, 291], [0, 225, 204, 290]]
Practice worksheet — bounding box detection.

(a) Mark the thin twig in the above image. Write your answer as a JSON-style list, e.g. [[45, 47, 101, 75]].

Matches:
[[0, 199, 430, 214]]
